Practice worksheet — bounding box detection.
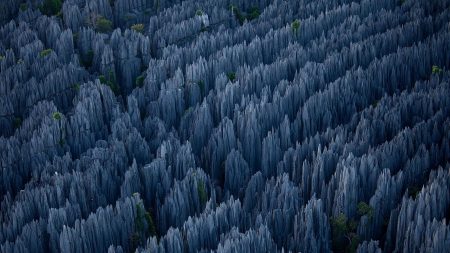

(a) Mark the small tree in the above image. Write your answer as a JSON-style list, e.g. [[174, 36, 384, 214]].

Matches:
[[73, 83, 80, 91], [432, 65, 442, 74], [144, 209, 156, 236], [330, 213, 359, 253], [198, 80, 205, 95], [135, 74, 145, 87], [196, 9, 204, 16], [52, 112, 62, 120], [357, 202, 373, 218], [247, 7, 260, 21], [40, 49, 52, 58], [20, 3, 28, 11], [230, 5, 260, 25], [197, 180, 207, 207], [40, 0, 62, 16], [96, 17, 113, 33], [132, 202, 157, 250], [227, 72, 236, 82], [131, 23, 145, 33], [291, 19, 300, 32], [230, 5, 245, 25], [99, 70, 119, 94]]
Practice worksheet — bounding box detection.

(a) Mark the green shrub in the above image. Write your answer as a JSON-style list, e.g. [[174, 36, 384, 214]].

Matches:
[[131, 23, 145, 33], [230, 5, 245, 25], [52, 112, 62, 120], [39, 0, 62, 16], [197, 180, 207, 206], [432, 65, 442, 74], [135, 74, 145, 87], [227, 72, 236, 82], [20, 3, 28, 11], [73, 83, 80, 91], [99, 70, 119, 94], [132, 203, 145, 249], [144, 210, 156, 236], [357, 202, 373, 218], [291, 19, 300, 32], [247, 7, 260, 21], [96, 17, 113, 33], [331, 213, 359, 253], [40, 49, 52, 58], [348, 234, 360, 253], [99, 75, 107, 84], [133, 202, 157, 249], [196, 9, 203, 16], [107, 70, 119, 94], [198, 80, 205, 95], [230, 5, 260, 25], [135, 203, 145, 233], [331, 213, 348, 235]]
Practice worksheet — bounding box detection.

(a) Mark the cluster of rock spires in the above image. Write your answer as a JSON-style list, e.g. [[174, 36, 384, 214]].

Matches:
[[1, 0, 450, 252]]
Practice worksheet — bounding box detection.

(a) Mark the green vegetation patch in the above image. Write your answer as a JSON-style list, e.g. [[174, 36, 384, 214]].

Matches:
[[131, 23, 145, 33], [99, 70, 119, 94], [291, 19, 300, 32], [132, 202, 157, 250], [39, 0, 62, 16], [20, 3, 28, 11], [135, 74, 145, 88], [330, 213, 359, 253], [40, 49, 52, 58], [357, 202, 374, 218], [230, 5, 260, 25], [247, 7, 260, 21], [52, 112, 62, 120], [73, 83, 80, 91], [197, 180, 207, 206], [432, 65, 443, 74], [227, 72, 236, 82], [196, 9, 204, 16], [96, 17, 113, 33]]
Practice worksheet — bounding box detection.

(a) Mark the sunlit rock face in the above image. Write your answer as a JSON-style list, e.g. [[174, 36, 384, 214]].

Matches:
[[1, 0, 450, 252]]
